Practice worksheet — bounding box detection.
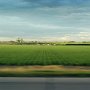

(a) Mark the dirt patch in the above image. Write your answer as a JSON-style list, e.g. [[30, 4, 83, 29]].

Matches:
[[0, 65, 90, 72]]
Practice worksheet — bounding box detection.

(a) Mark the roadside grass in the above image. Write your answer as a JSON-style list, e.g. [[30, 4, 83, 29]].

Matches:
[[0, 66, 90, 77]]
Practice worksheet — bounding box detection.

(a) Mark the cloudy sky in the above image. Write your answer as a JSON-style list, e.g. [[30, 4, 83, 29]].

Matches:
[[0, 0, 90, 41]]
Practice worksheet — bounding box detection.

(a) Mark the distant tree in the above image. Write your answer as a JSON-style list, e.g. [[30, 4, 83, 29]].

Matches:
[[20, 38, 24, 44], [16, 38, 24, 45]]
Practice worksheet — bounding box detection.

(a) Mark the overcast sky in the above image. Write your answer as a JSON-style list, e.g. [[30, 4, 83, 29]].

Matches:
[[0, 0, 90, 41]]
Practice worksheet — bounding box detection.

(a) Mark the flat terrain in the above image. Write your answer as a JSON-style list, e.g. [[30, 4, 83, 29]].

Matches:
[[0, 78, 90, 90], [0, 66, 90, 77], [0, 45, 90, 66]]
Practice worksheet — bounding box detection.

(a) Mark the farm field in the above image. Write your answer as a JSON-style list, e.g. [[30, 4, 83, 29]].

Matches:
[[0, 45, 90, 66]]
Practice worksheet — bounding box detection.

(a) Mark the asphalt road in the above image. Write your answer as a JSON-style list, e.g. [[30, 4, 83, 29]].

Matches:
[[0, 78, 90, 90]]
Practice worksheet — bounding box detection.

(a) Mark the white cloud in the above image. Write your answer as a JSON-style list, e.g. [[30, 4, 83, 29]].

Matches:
[[0, 31, 90, 41], [78, 32, 90, 37], [60, 36, 71, 41], [0, 37, 16, 41]]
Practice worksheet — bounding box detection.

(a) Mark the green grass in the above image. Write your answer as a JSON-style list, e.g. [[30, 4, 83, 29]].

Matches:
[[0, 45, 90, 66], [0, 70, 90, 77]]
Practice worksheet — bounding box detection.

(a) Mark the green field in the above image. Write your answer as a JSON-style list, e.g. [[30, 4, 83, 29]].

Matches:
[[0, 45, 90, 66]]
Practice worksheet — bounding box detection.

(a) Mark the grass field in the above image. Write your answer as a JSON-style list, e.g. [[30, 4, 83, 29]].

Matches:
[[0, 45, 90, 66]]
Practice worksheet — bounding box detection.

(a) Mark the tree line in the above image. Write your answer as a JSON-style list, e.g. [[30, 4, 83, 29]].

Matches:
[[0, 38, 90, 45]]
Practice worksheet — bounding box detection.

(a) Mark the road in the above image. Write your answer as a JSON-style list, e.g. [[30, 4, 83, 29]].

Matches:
[[0, 78, 90, 90]]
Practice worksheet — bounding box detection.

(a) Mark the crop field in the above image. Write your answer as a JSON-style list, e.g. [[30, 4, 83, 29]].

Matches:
[[0, 45, 90, 66]]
